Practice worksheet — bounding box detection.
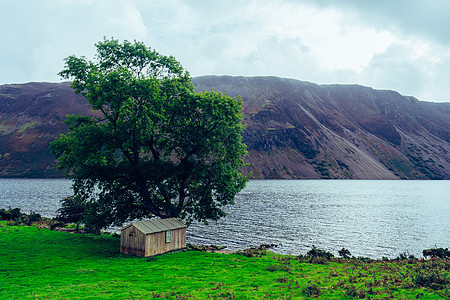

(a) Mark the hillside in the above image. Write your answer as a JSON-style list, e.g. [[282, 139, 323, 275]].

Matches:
[[0, 82, 96, 177], [1, 77, 449, 179], [193, 76, 450, 179]]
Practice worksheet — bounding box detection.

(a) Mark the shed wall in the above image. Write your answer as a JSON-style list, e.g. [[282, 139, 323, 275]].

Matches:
[[120, 225, 146, 256], [145, 228, 186, 257]]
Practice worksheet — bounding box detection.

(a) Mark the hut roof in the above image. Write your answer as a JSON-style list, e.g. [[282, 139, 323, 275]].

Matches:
[[122, 218, 186, 235]]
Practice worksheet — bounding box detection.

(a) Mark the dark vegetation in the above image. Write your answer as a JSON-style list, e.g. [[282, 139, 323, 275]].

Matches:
[[1, 220, 448, 299], [0, 207, 41, 225]]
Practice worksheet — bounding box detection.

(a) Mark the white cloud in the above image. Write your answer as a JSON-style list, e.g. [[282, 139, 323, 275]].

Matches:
[[1, 0, 450, 102], [0, 0, 147, 83]]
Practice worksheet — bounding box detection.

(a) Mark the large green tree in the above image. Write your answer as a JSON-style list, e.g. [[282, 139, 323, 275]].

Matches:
[[51, 39, 248, 229]]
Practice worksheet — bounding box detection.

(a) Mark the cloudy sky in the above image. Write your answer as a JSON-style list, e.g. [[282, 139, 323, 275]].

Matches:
[[1, 0, 450, 102]]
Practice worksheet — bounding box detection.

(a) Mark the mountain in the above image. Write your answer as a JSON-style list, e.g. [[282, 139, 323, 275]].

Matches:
[[1, 77, 449, 179], [0, 82, 96, 177], [193, 76, 450, 179]]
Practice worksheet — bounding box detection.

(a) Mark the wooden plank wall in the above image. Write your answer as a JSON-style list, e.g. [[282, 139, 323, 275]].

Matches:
[[145, 228, 187, 257], [120, 226, 146, 257]]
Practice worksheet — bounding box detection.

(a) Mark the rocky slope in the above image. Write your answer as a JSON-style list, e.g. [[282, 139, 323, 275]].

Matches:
[[0, 82, 96, 177], [1, 77, 449, 179], [193, 76, 450, 179]]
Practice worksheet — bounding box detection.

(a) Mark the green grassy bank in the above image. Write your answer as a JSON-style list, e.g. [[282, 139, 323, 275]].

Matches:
[[0, 222, 448, 299]]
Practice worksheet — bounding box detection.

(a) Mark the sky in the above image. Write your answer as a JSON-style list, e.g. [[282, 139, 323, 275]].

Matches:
[[1, 0, 450, 103]]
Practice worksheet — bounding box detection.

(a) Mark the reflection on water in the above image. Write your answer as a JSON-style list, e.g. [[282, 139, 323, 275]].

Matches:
[[0, 179, 448, 258]]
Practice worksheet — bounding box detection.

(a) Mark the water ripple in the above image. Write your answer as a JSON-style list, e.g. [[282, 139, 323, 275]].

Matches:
[[1, 179, 449, 258]]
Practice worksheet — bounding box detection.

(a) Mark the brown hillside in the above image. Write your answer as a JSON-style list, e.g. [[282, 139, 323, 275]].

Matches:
[[1, 77, 449, 179], [194, 76, 450, 179]]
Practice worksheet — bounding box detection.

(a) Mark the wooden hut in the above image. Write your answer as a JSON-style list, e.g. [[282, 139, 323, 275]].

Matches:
[[120, 218, 187, 257]]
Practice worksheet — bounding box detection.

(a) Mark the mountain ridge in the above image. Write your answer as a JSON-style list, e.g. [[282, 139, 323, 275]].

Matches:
[[1, 76, 449, 179], [194, 76, 449, 179]]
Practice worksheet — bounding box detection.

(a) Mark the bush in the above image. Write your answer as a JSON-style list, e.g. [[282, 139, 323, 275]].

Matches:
[[0, 208, 13, 221], [344, 285, 366, 298], [423, 248, 450, 259], [303, 283, 321, 298], [338, 247, 352, 259], [396, 251, 415, 260], [0, 208, 27, 222], [414, 269, 448, 290], [1, 208, 43, 225], [236, 244, 276, 257], [29, 212, 42, 223], [10, 208, 22, 220], [236, 248, 266, 258], [307, 246, 334, 259]]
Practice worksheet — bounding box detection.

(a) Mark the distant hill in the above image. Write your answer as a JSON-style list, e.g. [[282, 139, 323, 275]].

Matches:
[[1, 77, 449, 179], [0, 82, 96, 177], [193, 76, 450, 179]]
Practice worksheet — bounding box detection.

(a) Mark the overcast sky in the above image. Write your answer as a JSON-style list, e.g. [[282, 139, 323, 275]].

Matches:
[[1, 0, 450, 103]]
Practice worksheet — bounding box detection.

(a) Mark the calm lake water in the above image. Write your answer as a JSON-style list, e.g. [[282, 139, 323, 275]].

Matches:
[[0, 179, 448, 258]]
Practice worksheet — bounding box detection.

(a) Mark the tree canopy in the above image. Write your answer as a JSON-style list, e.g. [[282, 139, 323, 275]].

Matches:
[[50, 38, 248, 229]]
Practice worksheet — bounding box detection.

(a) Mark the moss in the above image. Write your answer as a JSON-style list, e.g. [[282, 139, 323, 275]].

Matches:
[[0, 123, 11, 134], [17, 121, 37, 134]]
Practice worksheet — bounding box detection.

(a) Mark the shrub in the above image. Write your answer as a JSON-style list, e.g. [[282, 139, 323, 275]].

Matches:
[[396, 251, 413, 260], [307, 246, 334, 259], [236, 248, 266, 258], [275, 277, 289, 283], [422, 248, 450, 259], [303, 283, 321, 298], [10, 208, 22, 220], [29, 212, 41, 223], [310, 257, 328, 265], [0, 208, 42, 225], [355, 256, 373, 263], [414, 269, 448, 290], [49, 220, 66, 230], [236, 245, 273, 257], [0, 209, 13, 221], [338, 247, 352, 259]]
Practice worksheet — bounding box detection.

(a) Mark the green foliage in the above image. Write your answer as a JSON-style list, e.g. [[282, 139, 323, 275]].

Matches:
[[50, 38, 248, 228], [236, 248, 267, 258]]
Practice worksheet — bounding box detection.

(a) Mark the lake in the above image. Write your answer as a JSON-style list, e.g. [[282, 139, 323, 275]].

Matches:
[[0, 179, 448, 258]]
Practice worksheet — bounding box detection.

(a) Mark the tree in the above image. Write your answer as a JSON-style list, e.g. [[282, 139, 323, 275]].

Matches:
[[56, 196, 85, 231], [50, 38, 248, 229]]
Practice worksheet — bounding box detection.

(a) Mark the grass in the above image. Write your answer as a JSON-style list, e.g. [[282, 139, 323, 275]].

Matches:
[[0, 221, 449, 299], [17, 121, 36, 134]]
